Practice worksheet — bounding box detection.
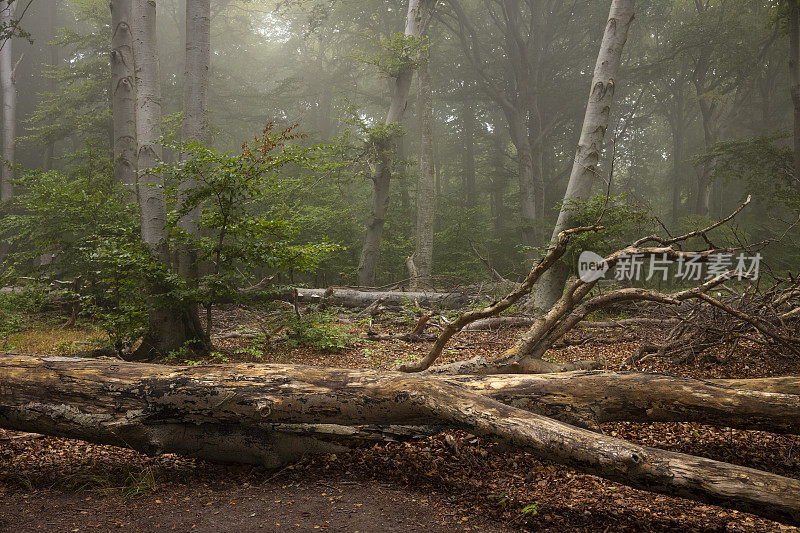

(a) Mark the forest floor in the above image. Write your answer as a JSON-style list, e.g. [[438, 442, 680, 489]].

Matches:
[[2, 304, 800, 532]]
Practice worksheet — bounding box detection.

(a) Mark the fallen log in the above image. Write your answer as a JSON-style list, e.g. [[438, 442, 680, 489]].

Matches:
[[449, 371, 800, 434], [275, 288, 485, 310], [463, 317, 678, 331], [1, 355, 800, 525]]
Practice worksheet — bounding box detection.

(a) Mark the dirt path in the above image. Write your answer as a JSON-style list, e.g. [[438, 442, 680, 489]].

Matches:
[[0, 479, 512, 532]]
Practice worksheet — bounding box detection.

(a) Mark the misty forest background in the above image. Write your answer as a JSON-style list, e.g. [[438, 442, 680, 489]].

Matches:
[[2, 0, 799, 318]]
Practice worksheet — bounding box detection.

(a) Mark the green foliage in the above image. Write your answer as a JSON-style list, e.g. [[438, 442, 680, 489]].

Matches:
[[692, 135, 799, 209], [546, 194, 652, 267], [281, 311, 356, 352], [0, 284, 49, 344], [521, 503, 539, 516], [0, 1, 32, 43], [163, 123, 340, 313], [691, 135, 800, 275], [23, 0, 111, 151], [355, 32, 431, 78], [0, 164, 157, 352]]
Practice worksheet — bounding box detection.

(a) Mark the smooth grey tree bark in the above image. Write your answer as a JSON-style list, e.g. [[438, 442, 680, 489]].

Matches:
[[462, 102, 477, 207], [176, 0, 210, 279], [132, 0, 167, 261], [130, 0, 207, 361], [0, 0, 16, 202], [408, 49, 435, 289], [357, 0, 438, 287], [531, 0, 635, 313], [110, 0, 138, 199]]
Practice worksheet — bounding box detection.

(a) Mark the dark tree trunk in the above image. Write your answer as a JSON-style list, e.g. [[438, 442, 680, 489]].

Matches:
[[789, 0, 800, 192]]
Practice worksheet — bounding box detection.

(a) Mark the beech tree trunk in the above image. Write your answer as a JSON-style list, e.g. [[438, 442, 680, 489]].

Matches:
[[1, 355, 799, 525], [132, 0, 167, 261], [462, 102, 477, 207], [531, 0, 635, 313], [357, 0, 437, 286], [0, 0, 16, 202], [408, 49, 435, 289], [177, 0, 210, 280], [110, 0, 138, 200], [131, 0, 207, 360]]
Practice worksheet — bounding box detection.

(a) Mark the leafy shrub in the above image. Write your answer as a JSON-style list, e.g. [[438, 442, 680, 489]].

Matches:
[[0, 166, 158, 352], [282, 312, 356, 352]]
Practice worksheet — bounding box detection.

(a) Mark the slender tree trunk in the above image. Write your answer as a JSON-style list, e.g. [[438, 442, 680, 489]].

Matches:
[[176, 0, 210, 280], [408, 50, 435, 289], [789, 0, 800, 192], [131, 0, 207, 361], [357, 0, 437, 286], [507, 110, 537, 257], [490, 133, 508, 237], [3, 355, 800, 526], [462, 102, 477, 207], [110, 0, 138, 200], [43, 3, 59, 171], [670, 113, 685, 226], [694, 98, 715, 216], [531, 0, 635, 313], [0, 0, 16, 202]]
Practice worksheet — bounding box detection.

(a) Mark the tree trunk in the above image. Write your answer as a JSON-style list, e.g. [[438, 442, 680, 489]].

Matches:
[[670, 111, 685, 226], [789, 0, 800, 192], [489, 132, 508, 237], [531, 0, 635, 313], [357, 0, 437, 286], [508, 110, 538, 257], [133, 0, 166, 261], [462, 102, 477, 207], [1, 355, 799, 526], [43, 3, 59, 171], [409, 49, 435, 289], [176, 0, 210, 280], [131, 0, 207, 361], [0, 0, 16, 202], [111, 0, 138, 200]]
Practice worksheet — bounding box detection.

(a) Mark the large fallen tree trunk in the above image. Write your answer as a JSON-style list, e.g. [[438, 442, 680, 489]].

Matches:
[[1, 355, 799, 525]]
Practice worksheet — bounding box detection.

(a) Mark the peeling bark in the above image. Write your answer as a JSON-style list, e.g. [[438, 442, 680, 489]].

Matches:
[[1, 355, 799, 525]]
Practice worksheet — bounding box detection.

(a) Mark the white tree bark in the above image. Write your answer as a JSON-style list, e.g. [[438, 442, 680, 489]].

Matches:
[[110, 0, 138, 200], [531, 0, 635, 312], [408, 49, 435, 289], [357, 0, 438, 286], [130, 0, 211, 361], [132, 0, 167, 261], [0, 0, 16, 202], [177, 0, 210, 278]]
